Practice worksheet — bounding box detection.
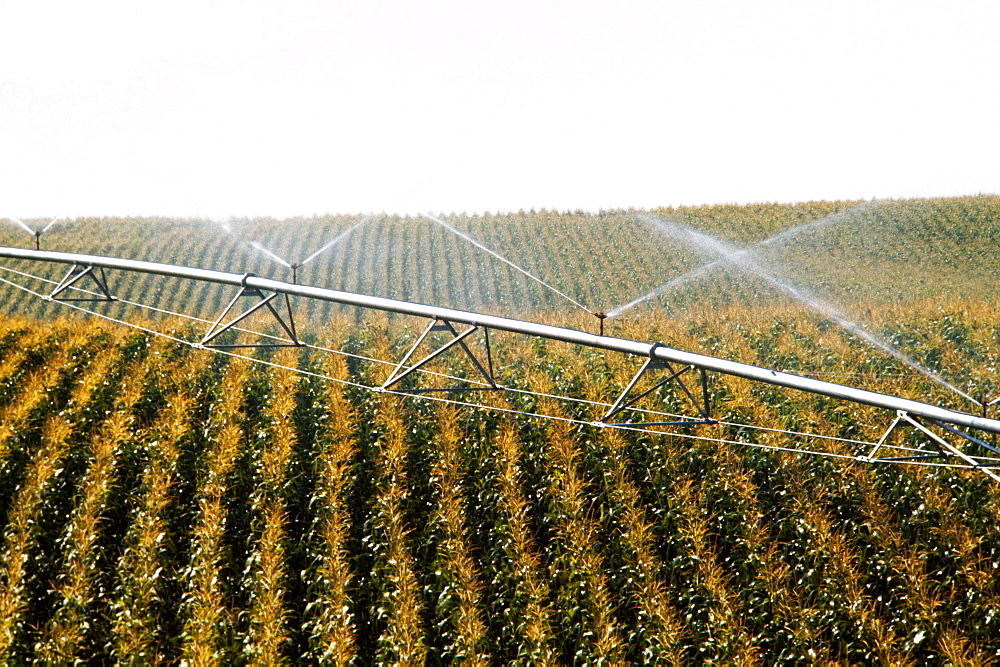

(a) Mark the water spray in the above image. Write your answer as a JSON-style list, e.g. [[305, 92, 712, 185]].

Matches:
[[638, 214, 982, 408], [299, 218, 369, 266], [214, 217, 369, 284], [7, 218, 35, 236], [609, 202, 880, 319], [248, 242, 294, 269], [5, 217, 64, 250]]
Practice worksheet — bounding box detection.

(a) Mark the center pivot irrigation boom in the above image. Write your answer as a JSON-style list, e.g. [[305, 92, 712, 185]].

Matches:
[[2, 245, 998, 480]]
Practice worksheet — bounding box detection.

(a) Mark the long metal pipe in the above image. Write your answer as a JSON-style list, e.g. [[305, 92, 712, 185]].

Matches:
[[4, 245, 999, 434]]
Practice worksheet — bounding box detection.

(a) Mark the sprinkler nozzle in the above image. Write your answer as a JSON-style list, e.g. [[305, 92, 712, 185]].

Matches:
[[593, 311, 607, 336]]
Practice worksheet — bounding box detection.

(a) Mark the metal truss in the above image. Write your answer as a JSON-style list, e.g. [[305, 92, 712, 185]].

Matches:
[[602, 343, 713, 425], [6, 245, 1000, 482], [381, 318, 497, 392], [47, 264, 115, 302], [199, 281, 300, 349], [860, 411, 1000, 482]]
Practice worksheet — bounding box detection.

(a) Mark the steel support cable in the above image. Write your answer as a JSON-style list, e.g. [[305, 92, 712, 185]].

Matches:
[[0, 288, 982, 469], [3, 246, 1000, 438], [0, 263, 886, 448], [0, 270, 969, 463], [1, 272, 993, 470], [0, 275, 194, 347], [0, 264, 980, 460]]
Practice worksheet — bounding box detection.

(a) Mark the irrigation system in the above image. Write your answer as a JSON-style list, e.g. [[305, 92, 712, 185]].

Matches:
[[1, 244, 998, 481]]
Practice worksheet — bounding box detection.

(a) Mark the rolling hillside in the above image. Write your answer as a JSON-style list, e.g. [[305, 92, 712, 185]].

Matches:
[[2, 196, 999, 324]]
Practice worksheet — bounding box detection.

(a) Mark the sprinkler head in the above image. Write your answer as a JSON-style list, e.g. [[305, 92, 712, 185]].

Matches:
[[593, 311, 607, 336]]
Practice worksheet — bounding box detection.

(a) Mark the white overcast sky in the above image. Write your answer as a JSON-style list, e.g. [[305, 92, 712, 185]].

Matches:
[[1, 0, 998, 218]]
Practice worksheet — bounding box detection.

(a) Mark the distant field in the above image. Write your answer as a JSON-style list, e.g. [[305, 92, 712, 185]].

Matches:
[[2, 196, 999, 324]]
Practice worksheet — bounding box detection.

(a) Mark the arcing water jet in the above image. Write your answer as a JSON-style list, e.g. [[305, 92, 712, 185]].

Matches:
[[608, 201, 878, 318], [636, 214, 980, 407]]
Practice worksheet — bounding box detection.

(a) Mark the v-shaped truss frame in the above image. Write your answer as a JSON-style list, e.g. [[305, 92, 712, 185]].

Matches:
[[47, 264, 115, 302], [602, 343, 714, 425], [381, 318, 498, 392], [860, 410, 1000, 481], [200, 284, 300, 348]]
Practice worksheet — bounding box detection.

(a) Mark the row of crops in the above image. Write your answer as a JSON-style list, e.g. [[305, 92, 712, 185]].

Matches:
[[2, 196, 999, 325], [0, 299, 998, 663]]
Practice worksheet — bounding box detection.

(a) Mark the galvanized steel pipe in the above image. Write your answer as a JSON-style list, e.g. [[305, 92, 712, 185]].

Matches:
[[3, 245, 999, 434]]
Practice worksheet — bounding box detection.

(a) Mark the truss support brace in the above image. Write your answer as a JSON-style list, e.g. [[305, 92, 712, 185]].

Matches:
[[381, 318, 498, 391], [47, 264, 115, 302], [861, 411, 1000, 481], [602, 344, 713, 424], [200, 279, 300, 348]]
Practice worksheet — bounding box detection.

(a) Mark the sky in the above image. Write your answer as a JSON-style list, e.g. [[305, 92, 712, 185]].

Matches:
[[1, 0, 998, 219]]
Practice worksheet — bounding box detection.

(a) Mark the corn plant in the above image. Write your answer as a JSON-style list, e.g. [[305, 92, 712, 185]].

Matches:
[[423, 404, 490, 664], [301, 352, 358, 665], [110, 349, 214, 664], [178, 354, 254, 665], [241, 348, 301, 664]]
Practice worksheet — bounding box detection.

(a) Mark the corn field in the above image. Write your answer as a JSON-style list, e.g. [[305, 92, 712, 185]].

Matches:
[[0, 301, 997, 663]]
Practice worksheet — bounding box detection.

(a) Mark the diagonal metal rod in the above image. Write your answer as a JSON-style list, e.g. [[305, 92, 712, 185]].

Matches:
[[259, 293, 299, 344], [202, 291, 280, 345], [930, 419, 1000, 458], [383, 319, 440, 387], [863, 413, 905, 461], [660, 360, 709, 419], [280, 294, 298, 342], [202, 286, 253, 344], [48, 265, 114, 301], [382, 324, 481, 390], [484, 327, 494, 379], [50, 264, 88, 298], [603, 360, 691, 422], [603, 358, 655, 421], [900, 413, 1000, 482], [441, 320, 497, 388], [701, 368, 711, 421], [201, 287, 300, 347]]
